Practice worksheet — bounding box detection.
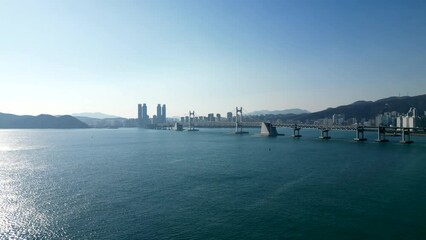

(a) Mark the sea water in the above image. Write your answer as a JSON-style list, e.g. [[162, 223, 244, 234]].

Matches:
[[1, 128, 425, 239]]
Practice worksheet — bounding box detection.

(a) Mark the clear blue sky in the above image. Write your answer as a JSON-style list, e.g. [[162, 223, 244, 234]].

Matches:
[[1, 0, 426, 118]]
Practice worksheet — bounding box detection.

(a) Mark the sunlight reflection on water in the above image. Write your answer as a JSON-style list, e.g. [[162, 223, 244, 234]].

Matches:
[[0, 141, 63, 239]]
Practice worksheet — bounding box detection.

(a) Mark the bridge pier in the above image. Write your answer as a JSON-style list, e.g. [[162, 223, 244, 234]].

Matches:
[[260, 122, 278, 136], [375, 127, 389, 142], [319, 129, 331, 139], [400, 128, 413, 144], [354, 126, 367, 141], [292, 126, 302, 138], [173, 122, 183, 131]]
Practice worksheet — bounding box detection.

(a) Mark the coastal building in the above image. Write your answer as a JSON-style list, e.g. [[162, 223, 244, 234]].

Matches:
[[162, 104, 166, 122], [137, 103, 150, 127], [216, 113, 221, 122], [347, 117, 357, 125], [397, 107, 419, 129], [332, 114, 345, 125], [375, 112, 398, 127], [138, 104, 142, 127], [157, 104, 162, 123], [227, 112, 233, 122], [143, 104, 148, 121], [208, 113, 215, 122], [137, 102, 167, 127], [321, 118, 333, 125]]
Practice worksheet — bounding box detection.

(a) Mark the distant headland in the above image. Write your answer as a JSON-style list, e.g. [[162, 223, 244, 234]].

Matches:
[[0, 113, 89, 129]]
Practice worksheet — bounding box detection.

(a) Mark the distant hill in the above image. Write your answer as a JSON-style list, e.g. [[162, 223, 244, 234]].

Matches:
[[74, 116, 127, 127], [0, 113, 89, 129], [72, 112, 121, 119], [291, 94, 426, 121], [249, 108, 310, 115]]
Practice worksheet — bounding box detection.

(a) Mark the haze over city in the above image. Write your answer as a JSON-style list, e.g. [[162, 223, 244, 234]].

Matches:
[[1, 0, 426, 118]]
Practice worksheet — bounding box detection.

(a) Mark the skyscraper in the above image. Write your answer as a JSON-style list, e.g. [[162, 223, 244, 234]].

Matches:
[[137, 104, 142, 127], [162, 104, 166, 123], [142, 104, 148, 121], [157, 104, 162, 124]]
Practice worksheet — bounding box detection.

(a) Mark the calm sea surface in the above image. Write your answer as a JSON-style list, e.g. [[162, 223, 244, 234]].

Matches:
[[1, 128, 426, 239]]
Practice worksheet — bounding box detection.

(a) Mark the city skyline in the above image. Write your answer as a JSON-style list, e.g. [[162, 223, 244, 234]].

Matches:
[[1, 0, 426, 118]]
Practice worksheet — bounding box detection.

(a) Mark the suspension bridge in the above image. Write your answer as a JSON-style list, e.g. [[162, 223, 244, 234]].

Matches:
[[157, 107, 426, 144]]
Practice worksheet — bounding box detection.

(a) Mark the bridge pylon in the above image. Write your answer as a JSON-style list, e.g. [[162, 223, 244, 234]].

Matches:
[[235, 107, 248, 134], [188, 111, 199, 131]]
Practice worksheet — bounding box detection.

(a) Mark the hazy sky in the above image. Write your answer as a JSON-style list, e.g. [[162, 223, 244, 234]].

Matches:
[[1, 0, 426, 118]]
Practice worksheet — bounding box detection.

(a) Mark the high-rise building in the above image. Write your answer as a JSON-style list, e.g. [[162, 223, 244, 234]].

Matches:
[[208, 113, 215, 122], [162, 104, 166, 123], [142, 104, 148, 121], [138, 104, 142, 118], [157, 104, 162, 123], [138, 102, 166, 125], [137, 104, 142, 127], [227, 112, 233, 122], [332, 114, 345, 125], [216, 113, 221, 122], [397, 107, 419, 129]]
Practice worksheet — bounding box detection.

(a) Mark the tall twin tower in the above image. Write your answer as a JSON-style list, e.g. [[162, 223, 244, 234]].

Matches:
[[138, 103, 166, 127]]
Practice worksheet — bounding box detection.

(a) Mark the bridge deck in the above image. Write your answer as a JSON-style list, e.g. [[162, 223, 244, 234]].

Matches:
[[157, 122, 426, 133]]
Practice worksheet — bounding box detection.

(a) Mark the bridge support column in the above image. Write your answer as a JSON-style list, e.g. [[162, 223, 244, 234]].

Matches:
[[292, 126, 302, 138], [400, 128, 413, 144], [260, 122, 278, 136], [354, 127, 367, 141], [319, 129, 331, 139], [375, 127, 389, 142]]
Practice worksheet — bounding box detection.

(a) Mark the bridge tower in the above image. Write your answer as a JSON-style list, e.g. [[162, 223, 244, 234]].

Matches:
[[235, 107, 248, 134], [188, 111, 199, 131]]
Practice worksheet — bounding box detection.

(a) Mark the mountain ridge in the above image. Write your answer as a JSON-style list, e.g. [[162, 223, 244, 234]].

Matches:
[[72, 112, 122, 119], [0, 113, 89, 129], [291, 94, 426, 121], [248, 108, 310, 115]]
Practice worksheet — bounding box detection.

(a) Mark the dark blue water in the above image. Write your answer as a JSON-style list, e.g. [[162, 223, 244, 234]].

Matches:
[[1, 128, 426, 239]]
